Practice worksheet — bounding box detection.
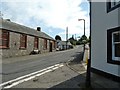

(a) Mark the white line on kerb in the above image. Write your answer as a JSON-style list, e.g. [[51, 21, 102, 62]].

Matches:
[[0, 63, 64, 89]]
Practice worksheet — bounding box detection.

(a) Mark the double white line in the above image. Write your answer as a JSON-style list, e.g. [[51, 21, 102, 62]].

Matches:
[[0, 63, 64, 89]]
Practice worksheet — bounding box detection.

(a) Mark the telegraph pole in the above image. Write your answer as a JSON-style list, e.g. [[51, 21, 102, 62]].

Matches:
[[0, 11, 3, 18]]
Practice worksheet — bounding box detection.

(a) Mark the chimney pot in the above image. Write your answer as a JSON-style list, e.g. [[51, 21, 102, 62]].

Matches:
[[37, 27, 41, 31], [6, 19, 11, 21]]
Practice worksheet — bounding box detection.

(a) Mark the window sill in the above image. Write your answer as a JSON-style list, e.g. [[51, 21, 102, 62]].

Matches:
[[107, 59, 120, 65], [19, 48, 27, 50]]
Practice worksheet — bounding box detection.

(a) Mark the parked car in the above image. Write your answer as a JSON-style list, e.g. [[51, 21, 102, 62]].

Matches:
[[56, 47, 59, 51]]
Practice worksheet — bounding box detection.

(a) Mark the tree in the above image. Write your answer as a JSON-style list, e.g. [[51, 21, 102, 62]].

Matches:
[[68, 35, 77, 45], [77, 35, 88, 45], [81, 35, 87, 41], [55, 35, 62, 41]]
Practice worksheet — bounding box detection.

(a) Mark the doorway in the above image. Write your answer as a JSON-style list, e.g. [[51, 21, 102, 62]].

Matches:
[[49, 42, 52, 52]]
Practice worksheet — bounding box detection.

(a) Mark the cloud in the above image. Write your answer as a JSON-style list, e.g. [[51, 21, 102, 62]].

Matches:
[[1, 0, 90, 40]]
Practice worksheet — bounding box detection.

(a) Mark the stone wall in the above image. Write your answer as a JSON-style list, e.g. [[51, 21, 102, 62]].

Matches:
[[1, 30, 56, 58]]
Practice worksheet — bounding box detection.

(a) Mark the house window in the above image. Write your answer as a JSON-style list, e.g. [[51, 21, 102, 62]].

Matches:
[[107, 0, 120, 12], [34, 37, 39, 49], [20, 34, 27, 49], [112, 31, 120, 60], [107, 26, 120, 65], [0, 30, 9, 49], [44, 39, 47, 49]]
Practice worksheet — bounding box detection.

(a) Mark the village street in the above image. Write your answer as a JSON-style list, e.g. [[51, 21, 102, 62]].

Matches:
[[1, 0, 120, 89], [1, 45, 83, 84]]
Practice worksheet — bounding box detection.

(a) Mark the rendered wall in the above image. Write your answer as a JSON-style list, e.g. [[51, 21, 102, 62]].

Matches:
[[91, 2, 120, 76]]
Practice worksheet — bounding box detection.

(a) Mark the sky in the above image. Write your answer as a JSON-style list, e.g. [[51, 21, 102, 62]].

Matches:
[[1, 0, 90, 40]]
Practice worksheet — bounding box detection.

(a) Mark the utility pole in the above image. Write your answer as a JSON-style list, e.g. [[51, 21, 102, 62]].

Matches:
[[66, 27, 68, 50], [75, 34, 76, 46], [0, 11, 3, 18], [75, 34, 76, 40]]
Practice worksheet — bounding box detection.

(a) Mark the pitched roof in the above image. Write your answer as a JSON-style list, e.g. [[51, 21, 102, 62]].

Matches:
[[0, 18, 54, 40]]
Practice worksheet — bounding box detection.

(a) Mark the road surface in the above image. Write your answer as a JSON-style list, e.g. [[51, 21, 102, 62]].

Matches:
[[1, 46, 83, 83]]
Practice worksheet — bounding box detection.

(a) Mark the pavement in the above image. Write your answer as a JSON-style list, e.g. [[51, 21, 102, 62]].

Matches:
[[1, 51, 120, 89]]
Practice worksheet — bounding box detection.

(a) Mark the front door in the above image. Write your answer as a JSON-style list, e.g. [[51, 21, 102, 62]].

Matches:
[[49, 42, 52, 52]]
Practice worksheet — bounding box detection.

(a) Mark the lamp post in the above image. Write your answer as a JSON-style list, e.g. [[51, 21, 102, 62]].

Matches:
[[78, 18, 91, 87], [78, 19, 86, 52]]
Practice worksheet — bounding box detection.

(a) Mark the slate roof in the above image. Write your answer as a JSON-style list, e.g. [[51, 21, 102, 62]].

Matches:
[[0, 18, 54, 40]]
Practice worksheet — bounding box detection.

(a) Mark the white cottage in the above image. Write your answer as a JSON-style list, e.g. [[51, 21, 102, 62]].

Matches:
[[57, 41, 73, 51], [89, 0, 120, 81]]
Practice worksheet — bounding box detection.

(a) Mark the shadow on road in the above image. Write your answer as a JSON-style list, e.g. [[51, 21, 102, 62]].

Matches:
[[47, 51, 85, 89], [47, 73, 86, 89], [70, 51, 84, 65]]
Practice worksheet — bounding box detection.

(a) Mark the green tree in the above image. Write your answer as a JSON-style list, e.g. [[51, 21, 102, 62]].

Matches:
[[55, 35, 62, 40], [78, 35, 88, 44], [68, 35, 77, 45]]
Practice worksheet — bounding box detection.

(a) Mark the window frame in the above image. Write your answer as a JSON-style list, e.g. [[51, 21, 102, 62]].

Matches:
[[107, 26, 120, 65], [0, 30, 9, 49], [20, 34, 27, 49], [107, 0, 120, 13], [34, 37, 39, 49], [112, 31, 120, 61]]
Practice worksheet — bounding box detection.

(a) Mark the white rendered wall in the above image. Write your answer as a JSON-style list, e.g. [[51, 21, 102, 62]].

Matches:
[[91, 2, 120, 76]]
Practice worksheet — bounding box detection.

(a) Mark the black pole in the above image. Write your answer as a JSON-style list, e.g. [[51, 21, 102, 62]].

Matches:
[[86, 0, 91, 87], [86, 44, 91, 87], [83, 19, 85, 52], [86, 56, 91, 87]]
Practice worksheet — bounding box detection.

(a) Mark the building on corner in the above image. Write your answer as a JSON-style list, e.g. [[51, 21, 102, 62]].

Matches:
[[88, 0, 120, 81], [0, 18, 56, 58]]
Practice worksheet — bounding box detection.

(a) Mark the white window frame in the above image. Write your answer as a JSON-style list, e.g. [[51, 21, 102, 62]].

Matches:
[[110, 0, 120, 7], [112, 31, 120, 61]]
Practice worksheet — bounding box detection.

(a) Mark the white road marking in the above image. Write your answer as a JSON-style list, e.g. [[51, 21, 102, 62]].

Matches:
[[0, 63, 64, 89], [0, 64, 60, 87]]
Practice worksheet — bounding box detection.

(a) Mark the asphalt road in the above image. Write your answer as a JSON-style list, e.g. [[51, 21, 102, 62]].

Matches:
[[2, 45, 83, 83]]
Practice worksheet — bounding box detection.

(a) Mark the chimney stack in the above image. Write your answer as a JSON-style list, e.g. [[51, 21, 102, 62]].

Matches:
[[6, 19, 11, 21], [37, 27, 41, 32]]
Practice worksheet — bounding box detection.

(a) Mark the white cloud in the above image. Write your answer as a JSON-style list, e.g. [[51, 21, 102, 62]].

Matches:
[[1, 0, 90, 40], [48, 29, 53, 33]]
